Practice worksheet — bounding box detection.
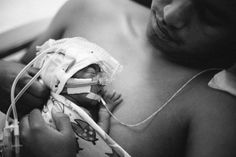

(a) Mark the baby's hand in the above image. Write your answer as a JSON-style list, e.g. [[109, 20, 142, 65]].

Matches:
[[101, 89, 123, 112], [98, 90, 123, 133]]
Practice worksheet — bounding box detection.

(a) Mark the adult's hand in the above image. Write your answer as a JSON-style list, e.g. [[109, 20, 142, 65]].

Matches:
[[20, 109, 76, 157], [0, 60, 49, 117]]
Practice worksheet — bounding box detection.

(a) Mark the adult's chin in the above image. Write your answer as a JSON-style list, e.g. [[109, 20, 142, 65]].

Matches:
[[147, 25, 214, 68], [147, 33, 211, 68], [154, 44, 231, 69]]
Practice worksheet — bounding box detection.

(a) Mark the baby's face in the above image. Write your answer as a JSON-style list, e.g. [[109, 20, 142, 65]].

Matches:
[[62, 64, 104, 107]]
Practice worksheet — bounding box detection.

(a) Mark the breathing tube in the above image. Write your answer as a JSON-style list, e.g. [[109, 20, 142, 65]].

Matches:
[[2, 48, 51, 157]]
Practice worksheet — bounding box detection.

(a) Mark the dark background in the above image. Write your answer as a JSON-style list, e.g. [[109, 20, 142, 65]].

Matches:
[[132, 0, 152, 8]]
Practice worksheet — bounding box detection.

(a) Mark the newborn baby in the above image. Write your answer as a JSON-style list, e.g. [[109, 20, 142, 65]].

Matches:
[[60, 63, 122, 133], [33, 37, 123, 156]]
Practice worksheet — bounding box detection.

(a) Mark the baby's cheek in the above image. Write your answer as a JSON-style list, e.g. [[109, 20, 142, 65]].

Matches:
[[76, 94, 99, 106], [91, 85, 103, 94]]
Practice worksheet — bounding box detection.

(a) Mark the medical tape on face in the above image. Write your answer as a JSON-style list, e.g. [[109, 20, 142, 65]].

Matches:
[[65, 76, 108, 87], [64, 86, 101, 101], [66, 78, 95, 87], [65, 78, 96, 95], [63, 78, 102, 101], [86, 93, 101, 101], [66, 86, 91, 94]]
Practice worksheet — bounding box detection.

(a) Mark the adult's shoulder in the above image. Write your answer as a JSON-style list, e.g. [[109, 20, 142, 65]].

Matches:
[[62, 0, 148, 17], [184, 71, 236, 118], [180, 71, 236, 156], [62, 0, 124, 15]]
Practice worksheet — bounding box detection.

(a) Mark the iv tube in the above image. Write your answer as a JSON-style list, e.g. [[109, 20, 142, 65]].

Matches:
[[5, 49, 49, 126]]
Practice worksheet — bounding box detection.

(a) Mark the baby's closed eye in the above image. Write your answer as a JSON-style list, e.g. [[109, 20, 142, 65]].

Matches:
[[72, 64, 100, 79], [72, 67, 97, 78]]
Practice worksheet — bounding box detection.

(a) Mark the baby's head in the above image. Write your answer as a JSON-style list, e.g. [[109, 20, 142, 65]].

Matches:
[[62, 64, 104, 107], [33, 37, 122, 107]]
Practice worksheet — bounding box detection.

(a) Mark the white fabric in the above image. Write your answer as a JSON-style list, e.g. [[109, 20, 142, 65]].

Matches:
[[32, 37, 129, 156], [33, 37, 122, 94], [86, 93, 101, 101], [42, 93, 113, 157], [66, 78, 94, 87], [208, 69, 236, 96], [67, 86, 91, 94]]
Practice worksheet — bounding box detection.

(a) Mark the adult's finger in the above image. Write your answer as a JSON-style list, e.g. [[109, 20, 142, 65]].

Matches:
[[28, 109, 45, 129], [27, 67, 39, 77], [19, 115, 30, 143], [17, 68, 50, 98], [29, 80, 50, 98], [51, 109, 73, 135], [19, 115, 30, 134], [16, 93, 45, 119], [17, 90, 46, 109], [20, 77, 49, 98]]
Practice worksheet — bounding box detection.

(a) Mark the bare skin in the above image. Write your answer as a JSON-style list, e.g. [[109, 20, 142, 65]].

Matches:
[[62, 64, 123, 133], [5, 0, 236, 156]]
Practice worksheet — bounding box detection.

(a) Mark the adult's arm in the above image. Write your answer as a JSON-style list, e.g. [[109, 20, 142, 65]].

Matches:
[[20, 0, 85, 64]]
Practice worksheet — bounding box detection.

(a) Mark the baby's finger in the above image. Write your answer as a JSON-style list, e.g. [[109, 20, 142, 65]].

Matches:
[[110, 91, 116, 99], [114, 98, 123, 105], [106, 98, 123, 111], [105, 91, 118, 100], [112, 93, 122, 101]]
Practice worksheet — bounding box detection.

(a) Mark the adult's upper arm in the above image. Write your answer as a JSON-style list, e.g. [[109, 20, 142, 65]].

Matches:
[[186, 94, 236, 157], [20, 0, 85, 64]]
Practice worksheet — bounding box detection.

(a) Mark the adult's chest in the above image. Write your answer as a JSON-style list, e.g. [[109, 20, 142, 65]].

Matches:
[[106, 46, 189, 156], [63, 19, 190, 156], [108, 63, 190, 156]]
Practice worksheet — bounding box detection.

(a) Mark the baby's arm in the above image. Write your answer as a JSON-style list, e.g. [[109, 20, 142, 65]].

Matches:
[[98, 90, 123, 133]]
